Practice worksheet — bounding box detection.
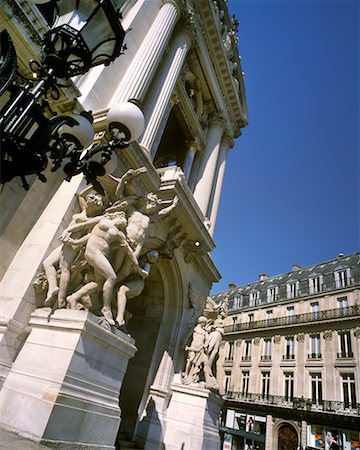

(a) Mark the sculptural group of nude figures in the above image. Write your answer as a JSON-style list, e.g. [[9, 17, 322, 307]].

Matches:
[[34, 168, 178, 329]]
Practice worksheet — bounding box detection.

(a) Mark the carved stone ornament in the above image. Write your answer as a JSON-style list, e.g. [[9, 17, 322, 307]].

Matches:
[[297, 333, 305, 343], [254, 337, 260, 346], [354, 328, 360, 338], [34, 168, 178, 332], [323, 330, 333, 341], [274, 335, 281, 344]]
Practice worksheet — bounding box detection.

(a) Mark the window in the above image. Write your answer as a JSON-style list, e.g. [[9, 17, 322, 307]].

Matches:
[[338, 296, 348, 314], [267, 286, 278, 303], [262, 338, 271, 360], [309, 275, 323, 294], [284, 372, 294, 401], [309, 334, 321, 359], [341, 373, 357, 408], [338, 331, 353, 358], [232, 316, 238, 329], [224, 371, 231, 393], [248, 314, 254, 327], [335, 268, 351, 289], [286, 281, 299, 299], [311, 302, 319, 320], [287, 306, 294, 323], [249, 291, 259, 306], [266, 310, 273, 325], [233, 295, 242, 309], [261, 371, 270, 399], [243, 340, 252, 361], [311, 373, 323, 405], [284, 337, 295, 359], [225, 341, 235, 361], [242, 371, 250, 396]]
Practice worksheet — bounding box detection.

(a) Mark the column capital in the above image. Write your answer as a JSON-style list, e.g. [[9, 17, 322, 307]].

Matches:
[[208, 112, 226, 130], [221, 133, 234, 149]]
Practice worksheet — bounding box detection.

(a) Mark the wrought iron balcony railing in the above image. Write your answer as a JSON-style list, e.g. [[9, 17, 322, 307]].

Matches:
[[225, 305, 360, 334], [260, 355, 272, 361], [224, 392, 360, 416], [307, 353, 322, 359], [337, 352, 354, 358], [282, 354, 295, 360]]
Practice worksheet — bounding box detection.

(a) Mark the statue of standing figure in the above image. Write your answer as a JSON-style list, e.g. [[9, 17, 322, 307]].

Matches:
[[181, 296, 227, 390], [34, 167, 178, 329]]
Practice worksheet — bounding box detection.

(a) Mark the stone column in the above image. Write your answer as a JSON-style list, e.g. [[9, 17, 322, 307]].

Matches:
[[208, 135, 233, 235], [139, 31, 192, 157], [109, 1, 180, 107], [182, 140, 199, 181], [193, 115, 224, 217]]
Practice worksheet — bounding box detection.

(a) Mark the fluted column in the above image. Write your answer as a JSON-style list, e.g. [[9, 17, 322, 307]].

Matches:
[[139, 31, 191, 157], [208, 135, 233, 235], [182, 140, 199, 181], [193, 115, 224, 216], [109, 1, 180, 107]]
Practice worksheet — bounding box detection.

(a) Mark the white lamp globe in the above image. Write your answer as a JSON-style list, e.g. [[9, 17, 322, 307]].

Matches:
[[106, 99, 145, 143], [57, 114, 94, 149]]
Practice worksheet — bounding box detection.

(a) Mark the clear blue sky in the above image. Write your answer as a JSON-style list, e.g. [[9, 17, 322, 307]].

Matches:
[[211, 0, 359, 294]]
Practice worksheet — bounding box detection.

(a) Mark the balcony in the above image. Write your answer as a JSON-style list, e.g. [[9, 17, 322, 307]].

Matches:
[[224, 392, 360, 416], [282, 354, 295, 360], [260, 355, 272, 361], [241, 356, 251, 361], [225, 304, 360, 334], [337, 352, 354, 358], [308, 353, 322, 359]]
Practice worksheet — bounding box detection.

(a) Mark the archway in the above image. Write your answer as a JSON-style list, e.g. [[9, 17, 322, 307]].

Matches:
[[278, 423, 298, 450]]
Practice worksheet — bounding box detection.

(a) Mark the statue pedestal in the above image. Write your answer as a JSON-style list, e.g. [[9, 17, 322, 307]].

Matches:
[[0, 308, 137, 449], [163, 381, 223, 450]]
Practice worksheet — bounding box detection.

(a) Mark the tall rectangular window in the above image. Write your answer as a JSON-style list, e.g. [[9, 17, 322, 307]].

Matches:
[[261, 371, 270, 399], [338, 331, 353, 358], [337, 297, 348, 315], [224, 372, 231, 394], [249, 291, 259, 306], [309, 335, 321, 358], [267, 286, 278, 303], [226, 341, 234, 361], [262, 338, 271, 360], [311, 302, 319, 320], [266, 310, 273, 326], [284, 372, 294, 401], [242, 371, 250, 396], [243, 340, 252, 360], [341, 373, 357, 408], [311, 373, 323, 405], [284, 336, 295, 359], [309, 275, 323, 294], [335, 269, 350, 288], [286, 281, 299, 299], [287, 306, 295, 324]]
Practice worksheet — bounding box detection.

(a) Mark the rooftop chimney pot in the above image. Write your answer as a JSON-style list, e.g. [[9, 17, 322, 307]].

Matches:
[[259, 273, 268, 281], [292, 264, 302, 271]]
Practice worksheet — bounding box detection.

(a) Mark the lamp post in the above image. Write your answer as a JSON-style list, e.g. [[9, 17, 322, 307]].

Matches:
[[0, 0, 145, 191]]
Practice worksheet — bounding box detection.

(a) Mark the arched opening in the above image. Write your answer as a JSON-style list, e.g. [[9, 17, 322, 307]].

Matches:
[[117, 264, 164, 440], [278, 423, 298, 450]]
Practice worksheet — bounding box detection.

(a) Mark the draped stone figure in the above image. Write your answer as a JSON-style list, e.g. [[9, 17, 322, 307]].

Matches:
[[34, 167, 178, 328]]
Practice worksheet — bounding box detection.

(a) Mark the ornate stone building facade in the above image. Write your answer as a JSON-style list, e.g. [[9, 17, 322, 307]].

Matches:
[[212, 253, 360, 450], [0, 0, 247, 448]]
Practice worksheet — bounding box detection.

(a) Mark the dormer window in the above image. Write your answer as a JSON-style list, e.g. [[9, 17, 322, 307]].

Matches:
[[334, 267, 351, 289], [249, 291, 259, 306], [267, 286, 278, 303], [309, 274, 323, 294], [286, 280, 299, 299]]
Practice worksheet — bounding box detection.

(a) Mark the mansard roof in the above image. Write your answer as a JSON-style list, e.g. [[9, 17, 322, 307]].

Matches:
[[212, 252, 360, 302]]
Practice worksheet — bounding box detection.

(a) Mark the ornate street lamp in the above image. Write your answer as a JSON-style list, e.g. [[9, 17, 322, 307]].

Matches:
[[0, 0, 145, 191]]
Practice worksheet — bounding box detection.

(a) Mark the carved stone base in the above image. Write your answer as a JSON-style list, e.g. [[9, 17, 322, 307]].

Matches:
[[163, 381, 223, 450], [0, 308, 137, 449]]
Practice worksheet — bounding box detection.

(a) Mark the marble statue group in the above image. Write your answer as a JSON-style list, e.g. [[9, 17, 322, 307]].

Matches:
[[34, 167, 177, 329]]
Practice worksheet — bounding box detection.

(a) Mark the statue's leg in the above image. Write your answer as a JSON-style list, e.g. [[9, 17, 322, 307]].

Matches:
[[58, 245, 78, 308], [66, 281, 99, 309], [43, 245, 62, 306], [115, 284, 130, 327]]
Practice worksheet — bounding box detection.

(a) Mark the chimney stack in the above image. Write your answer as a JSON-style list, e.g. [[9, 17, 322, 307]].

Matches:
[[259, 274, 268, 281], [292, 264, 301, 271], [228, 283, 236, 289]]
